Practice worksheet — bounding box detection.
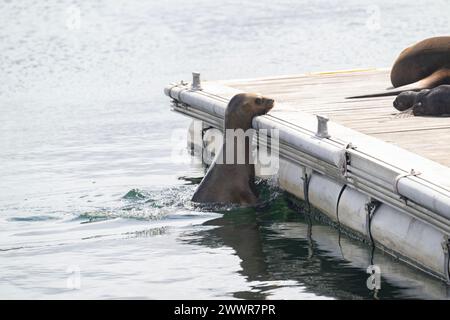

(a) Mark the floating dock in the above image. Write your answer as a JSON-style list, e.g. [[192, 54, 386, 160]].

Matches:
[[164, 69, 450, 284]]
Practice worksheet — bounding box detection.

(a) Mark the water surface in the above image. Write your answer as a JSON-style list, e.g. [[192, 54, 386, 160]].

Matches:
[[1, 0, 450, 299]]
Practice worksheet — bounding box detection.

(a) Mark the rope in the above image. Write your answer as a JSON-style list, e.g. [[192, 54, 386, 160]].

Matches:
[[335, 184, 347, 225], [442, 236, 450, 284], [303, 171, 311, 213], [365, 198, 381, 247]]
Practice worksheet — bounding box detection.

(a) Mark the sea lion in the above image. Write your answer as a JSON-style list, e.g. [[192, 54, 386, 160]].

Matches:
[[393, 89, 431, 111], [407, 85, 450, 116], [391, 36, 450, 89], [191, 93, 274, 205], [348, 36, 450, 99]]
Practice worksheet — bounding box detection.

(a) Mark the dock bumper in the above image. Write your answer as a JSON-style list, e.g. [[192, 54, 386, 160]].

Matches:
[[165, 80, 450, 283]]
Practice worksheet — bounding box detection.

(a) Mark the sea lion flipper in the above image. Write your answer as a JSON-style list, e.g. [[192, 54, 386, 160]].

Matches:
[[346, 86, 421, 99], [416, 68, 450, 89], [391, 36, 450, 87], [346, 76, 435, 99]]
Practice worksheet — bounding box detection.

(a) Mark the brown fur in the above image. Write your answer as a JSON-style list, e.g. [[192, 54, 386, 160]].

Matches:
[[391, 36, 450, 88], [347, 36, 450, 99], [412, 85, 450, 116], [191, 93, 274, 205]]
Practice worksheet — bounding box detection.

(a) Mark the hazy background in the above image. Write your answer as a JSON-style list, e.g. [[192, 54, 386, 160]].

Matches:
[[0, 0, 449, 299]]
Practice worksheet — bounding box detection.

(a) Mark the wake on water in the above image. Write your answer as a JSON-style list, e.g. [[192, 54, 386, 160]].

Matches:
[[78, 178, 282, 222]]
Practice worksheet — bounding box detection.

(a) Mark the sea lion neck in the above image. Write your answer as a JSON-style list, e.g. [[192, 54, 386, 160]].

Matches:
[[191, 93, 268, 206], [224, 110, 253, 131]]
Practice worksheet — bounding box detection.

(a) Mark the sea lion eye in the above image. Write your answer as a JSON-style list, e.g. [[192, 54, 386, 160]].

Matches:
[[255, 98, 262, 105]]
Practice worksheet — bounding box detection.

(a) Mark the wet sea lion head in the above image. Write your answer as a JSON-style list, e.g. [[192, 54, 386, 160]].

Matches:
[[393, 91, 418, 111], [225, 93, 274, 129]]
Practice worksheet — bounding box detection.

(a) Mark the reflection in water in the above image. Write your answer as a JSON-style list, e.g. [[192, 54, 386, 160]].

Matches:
[[184, 194, 449, 300]]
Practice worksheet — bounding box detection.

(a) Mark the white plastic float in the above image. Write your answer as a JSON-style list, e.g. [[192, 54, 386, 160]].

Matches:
[[164, 73, 450, 284]]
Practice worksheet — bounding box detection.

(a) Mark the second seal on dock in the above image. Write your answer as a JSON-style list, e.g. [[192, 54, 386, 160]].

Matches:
[[393, 85, 450, 116], [191, 93, 274, 205]]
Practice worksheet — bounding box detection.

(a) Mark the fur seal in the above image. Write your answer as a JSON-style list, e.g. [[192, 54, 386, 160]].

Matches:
[[393, 85, 450, 116], [191, 93, 274, 205], [348, 36, 450, 99], [393, 89, 430, 111]]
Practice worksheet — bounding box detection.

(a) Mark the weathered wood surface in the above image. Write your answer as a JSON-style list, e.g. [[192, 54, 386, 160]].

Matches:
[[218, 69, 450, 167]]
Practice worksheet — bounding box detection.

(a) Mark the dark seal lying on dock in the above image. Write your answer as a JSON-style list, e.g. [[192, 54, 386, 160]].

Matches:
[[191, 93, 274, 205], [394, 85, 450, 116]]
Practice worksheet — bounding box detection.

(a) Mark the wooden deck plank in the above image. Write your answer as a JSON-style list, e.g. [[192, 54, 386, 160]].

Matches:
[[218, 69, 450, 167]]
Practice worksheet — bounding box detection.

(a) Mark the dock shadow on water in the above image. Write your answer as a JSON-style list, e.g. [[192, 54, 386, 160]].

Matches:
[[2, 178, 448, 299], [182, 181, 450, 299]]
